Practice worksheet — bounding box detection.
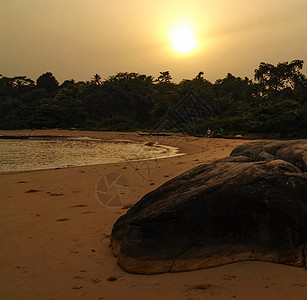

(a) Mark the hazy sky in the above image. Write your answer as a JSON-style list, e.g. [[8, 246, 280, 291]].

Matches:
[[1, 0, 307, 83]]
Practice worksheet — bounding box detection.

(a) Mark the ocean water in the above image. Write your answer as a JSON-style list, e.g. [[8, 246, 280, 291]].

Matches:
[[0, 137, 179, 172]]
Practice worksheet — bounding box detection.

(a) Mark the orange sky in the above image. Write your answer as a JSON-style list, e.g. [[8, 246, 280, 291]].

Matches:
[[1, 0, 307, 83]]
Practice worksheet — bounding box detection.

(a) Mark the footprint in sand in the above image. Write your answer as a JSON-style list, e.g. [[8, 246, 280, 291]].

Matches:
[[56, 218, 70, 222], [71, 204, 88, 208], [292, 283, 306, 287], [107, 276, 118, 282], [192, 284, 216, 290], [187, 283, 221, 295], [91, 278, 101, 284], [25, 189, 40, 193], [48, 193, 64, 196], [72, 285, 83, 290], [221, 275, 236, 280]]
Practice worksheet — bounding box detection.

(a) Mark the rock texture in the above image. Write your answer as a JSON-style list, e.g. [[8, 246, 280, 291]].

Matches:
[[112, 141, 307, 274], [230, 140, 307, 172]]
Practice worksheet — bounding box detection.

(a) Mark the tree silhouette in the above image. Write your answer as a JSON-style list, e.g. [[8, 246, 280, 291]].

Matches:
[[156, 71, 172, 83], [91, 74, 102, 85], [196, 71, 204, 79], [254, 60, 305, 94], [36, 72, 59, 93], [0, 59, 306, 138]]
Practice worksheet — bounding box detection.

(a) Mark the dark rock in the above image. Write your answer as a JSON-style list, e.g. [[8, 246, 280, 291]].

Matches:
[[230, 140, 307, 172], [275, 141, 307, 172], [230, 141, 284, 160], [112, 156, 307, 274]]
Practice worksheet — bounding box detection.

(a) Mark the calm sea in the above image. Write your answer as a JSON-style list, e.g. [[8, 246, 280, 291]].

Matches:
[[0, 137, 179, 172]]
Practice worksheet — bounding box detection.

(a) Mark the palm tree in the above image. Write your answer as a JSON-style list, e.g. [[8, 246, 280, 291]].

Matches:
[[196, 71, 204, 79], [156, 71, 172, 83], [91, 74, 102, 85]]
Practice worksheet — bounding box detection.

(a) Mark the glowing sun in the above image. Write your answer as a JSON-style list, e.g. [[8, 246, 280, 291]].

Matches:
[[170, 23, 198, 54]]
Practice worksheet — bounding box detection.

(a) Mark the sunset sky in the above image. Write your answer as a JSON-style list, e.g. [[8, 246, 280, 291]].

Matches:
[[1, 0, 307, 83]]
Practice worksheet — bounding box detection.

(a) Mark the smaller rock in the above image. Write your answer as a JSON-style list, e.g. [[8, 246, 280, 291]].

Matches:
[[231, 140, 307, 172]]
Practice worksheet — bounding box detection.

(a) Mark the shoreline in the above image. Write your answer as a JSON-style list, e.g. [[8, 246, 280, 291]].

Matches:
[[1, 130, 306, 300], [0, 132, 183, 175]]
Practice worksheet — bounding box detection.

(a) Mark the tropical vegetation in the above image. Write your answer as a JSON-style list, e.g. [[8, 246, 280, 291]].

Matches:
[[0, 60, 306, 138]]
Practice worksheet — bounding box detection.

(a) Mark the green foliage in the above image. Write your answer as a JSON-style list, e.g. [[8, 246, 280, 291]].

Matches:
[[254, 60, 306, 95], [36, 72, 59, 94], [0, 61, 306, 138], [179, 73, 215, 103]]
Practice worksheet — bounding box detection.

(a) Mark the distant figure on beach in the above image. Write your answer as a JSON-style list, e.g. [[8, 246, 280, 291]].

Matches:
[[218, 128, 224, 136], [206, 128, 212, 138]]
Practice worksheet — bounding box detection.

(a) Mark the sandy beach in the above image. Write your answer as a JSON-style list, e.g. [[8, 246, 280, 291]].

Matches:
[[0, 129, 306, 300]]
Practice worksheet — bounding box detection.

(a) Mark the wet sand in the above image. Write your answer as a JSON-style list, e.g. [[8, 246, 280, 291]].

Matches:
[[0, 129, 306, 300]]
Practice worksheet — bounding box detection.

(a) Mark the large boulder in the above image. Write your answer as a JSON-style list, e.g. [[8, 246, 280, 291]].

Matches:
[[112, 155, 307, 274], [230, 140, 307, 172]]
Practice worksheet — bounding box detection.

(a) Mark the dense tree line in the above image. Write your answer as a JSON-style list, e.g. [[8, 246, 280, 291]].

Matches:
[[0, 60, 306, 138]]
